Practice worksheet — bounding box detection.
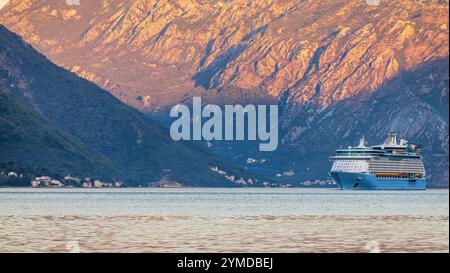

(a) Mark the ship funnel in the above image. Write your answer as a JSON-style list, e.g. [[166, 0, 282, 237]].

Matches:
[[385, 132, 398, 146]]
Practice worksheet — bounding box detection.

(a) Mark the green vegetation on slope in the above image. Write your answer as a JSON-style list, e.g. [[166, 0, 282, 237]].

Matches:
[[0, 91, 121, 179], [0, 25, 261, 186]]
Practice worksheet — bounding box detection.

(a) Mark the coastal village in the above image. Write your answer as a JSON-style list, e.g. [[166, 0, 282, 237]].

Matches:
[[209, 165, 335, 188], [30, 175, 124, 188], [0, 168, 336, 188], [0, 171, 124, 188]]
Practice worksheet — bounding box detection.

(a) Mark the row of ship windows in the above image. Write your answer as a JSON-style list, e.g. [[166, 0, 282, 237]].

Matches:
[[334, 163, 364, 166], [333, 167, 365, 170], [370, 165, 423, 167], [375, 174, 424, 179], [371, 170, 424, 173], [336, 166, 364, 168], [371, 162, 423, 165], [337, 160, 422, 164], [334, 165, 364, 168], [371, 161, 423, 163], [373, 158, 421, 160], [369, 165, 424, 168], [369, 168, 423, 172], [370, 162, 423, 166], [333, 167, 364, 170], [336, 160, 364, 164]]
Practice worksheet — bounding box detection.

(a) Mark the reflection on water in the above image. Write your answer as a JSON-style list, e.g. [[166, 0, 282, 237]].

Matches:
[[0, 188, 448, 253]]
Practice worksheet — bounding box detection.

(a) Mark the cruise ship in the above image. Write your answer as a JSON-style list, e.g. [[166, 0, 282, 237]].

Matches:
[[329, 133, 427, 190]]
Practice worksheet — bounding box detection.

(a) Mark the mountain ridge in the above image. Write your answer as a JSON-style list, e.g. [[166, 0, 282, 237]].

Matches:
[[0, 0, 447, 110], [0, 0, 448, 186], [0, 24, 262, 186]]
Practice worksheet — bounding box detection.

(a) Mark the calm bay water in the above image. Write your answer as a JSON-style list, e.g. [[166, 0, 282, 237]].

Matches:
[[0, 188, 448, 253]]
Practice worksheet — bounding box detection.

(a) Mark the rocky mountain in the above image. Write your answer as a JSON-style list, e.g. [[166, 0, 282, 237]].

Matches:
[[0, 0, 448, 186], [0, 25, 261, 186], [1, 0, 447, 108]]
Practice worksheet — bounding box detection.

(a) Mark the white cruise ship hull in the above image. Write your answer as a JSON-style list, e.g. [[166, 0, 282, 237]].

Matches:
[[330, 172, 427, 190]]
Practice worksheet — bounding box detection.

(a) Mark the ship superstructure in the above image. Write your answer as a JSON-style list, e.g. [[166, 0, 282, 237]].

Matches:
[[330, 133, 426, 190]]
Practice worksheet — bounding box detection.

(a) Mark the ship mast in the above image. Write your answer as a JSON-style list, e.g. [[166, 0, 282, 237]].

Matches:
[[357, 136, 368, 148]]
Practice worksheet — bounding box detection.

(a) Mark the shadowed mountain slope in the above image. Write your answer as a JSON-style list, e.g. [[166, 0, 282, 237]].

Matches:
[[0, 90, 121, 178], [0, 25, 260, 186]]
